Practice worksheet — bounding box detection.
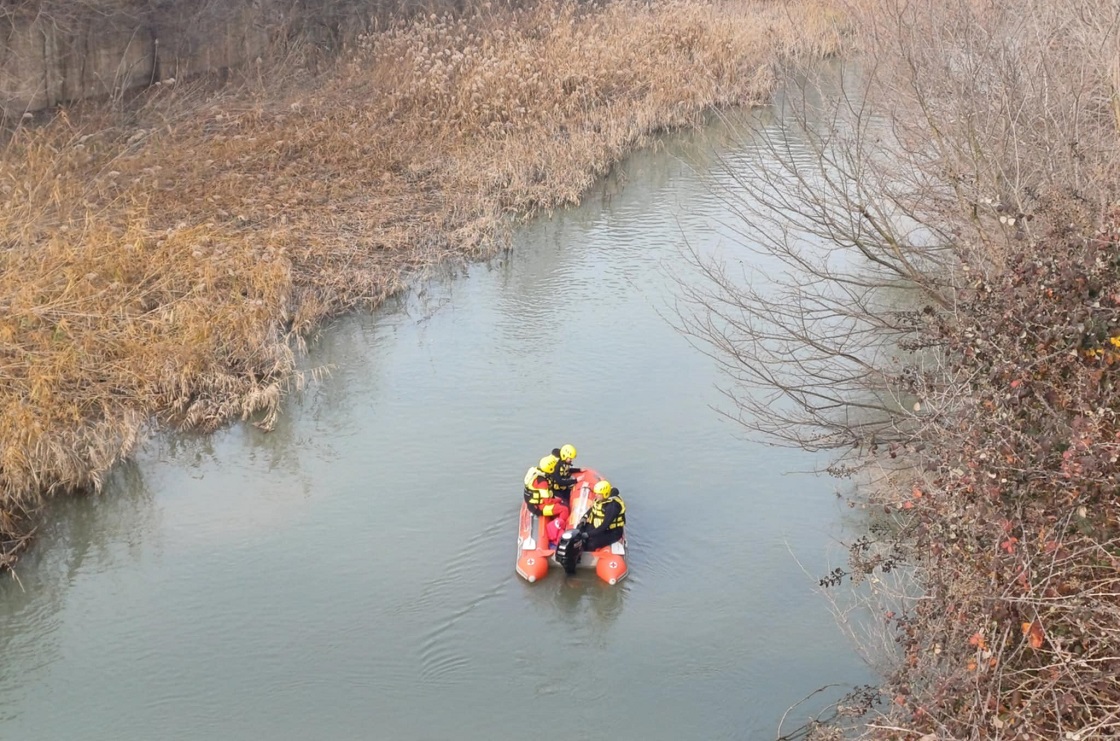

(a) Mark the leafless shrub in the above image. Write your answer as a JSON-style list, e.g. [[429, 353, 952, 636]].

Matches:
[[678, 0, 1120, 737]]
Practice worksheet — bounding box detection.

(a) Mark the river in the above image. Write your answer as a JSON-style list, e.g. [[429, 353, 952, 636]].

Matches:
[[0, 108, 874, 740]]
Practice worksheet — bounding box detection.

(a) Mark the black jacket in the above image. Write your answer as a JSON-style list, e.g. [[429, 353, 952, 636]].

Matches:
[[583, 498, 623, 539]]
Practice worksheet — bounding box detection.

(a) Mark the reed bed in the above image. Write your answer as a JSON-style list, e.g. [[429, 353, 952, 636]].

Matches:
[[0, 0, 848, 568]]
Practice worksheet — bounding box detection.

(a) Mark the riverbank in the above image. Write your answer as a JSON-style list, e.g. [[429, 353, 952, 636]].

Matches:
[[0, 0, 849, 570], [668, 0, 1120, 737], [864, 208, 1120, 738], [755, 1, 1120, 738]]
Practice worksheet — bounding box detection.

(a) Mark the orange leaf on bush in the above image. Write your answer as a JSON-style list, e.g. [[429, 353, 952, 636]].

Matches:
[[1021, 621, 1045, 649]]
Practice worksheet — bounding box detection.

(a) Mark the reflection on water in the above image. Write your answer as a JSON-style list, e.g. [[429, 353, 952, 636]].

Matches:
[[0, 111, 873, 740]]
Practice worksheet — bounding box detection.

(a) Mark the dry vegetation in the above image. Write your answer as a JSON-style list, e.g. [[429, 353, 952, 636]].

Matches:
[[0, 0, 848, 569], [681, 0, 1120, 738]]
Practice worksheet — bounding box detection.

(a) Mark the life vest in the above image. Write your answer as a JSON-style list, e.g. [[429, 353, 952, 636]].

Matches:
[[587, 494, 625, 530], [557, 459, 573, 479], [523, 466, 551, 506]]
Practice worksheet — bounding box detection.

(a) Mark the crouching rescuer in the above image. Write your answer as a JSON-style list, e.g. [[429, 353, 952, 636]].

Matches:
[[524, 454, 571, 546], [580, 480, 626, 550], [555, 479, 626, 575]]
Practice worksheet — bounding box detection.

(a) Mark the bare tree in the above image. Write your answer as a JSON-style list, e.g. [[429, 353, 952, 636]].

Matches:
[[676, 0, 1120, 456], [678, 1, 1120, 737], [675, 61, 956, 455]]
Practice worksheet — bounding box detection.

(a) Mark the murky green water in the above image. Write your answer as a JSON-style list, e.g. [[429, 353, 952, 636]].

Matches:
[[0, 110, 873, 740]]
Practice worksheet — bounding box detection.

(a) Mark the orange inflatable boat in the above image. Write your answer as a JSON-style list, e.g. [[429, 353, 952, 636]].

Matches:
[[515, 468, 628, 585]]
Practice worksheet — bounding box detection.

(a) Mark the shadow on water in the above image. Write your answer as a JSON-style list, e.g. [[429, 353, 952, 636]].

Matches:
[[549, 575, 628, 631], [0, 458, 155, 710], [0, 457, 155, 595]]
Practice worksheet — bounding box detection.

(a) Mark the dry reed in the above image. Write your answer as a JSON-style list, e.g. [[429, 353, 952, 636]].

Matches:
[[0, 0, 849, 568]]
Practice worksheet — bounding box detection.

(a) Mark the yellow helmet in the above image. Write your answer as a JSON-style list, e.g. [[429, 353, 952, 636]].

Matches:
[[538, 455, 559, 475], [593, 479, 611, 496], [559, 444, 577, 462]]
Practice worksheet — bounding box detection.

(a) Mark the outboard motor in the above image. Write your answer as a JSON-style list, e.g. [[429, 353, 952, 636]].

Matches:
[[554, 529, 585, 575]]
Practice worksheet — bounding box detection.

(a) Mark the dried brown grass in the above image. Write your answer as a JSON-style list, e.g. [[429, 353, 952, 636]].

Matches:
[[0, 0, 850, 568]]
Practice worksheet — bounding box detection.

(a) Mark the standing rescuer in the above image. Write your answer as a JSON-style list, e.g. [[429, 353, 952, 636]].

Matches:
[[524, 454, 571, 545], [580, 480, 626, 551]]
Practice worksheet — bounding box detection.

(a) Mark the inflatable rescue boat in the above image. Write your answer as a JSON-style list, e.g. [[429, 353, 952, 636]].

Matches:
[[516, 468, 628, 585]]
